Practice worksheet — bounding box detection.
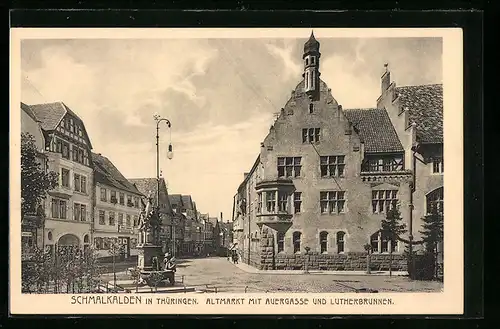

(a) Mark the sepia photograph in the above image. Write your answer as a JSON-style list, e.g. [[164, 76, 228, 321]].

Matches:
[[10, 27, 463, 315]]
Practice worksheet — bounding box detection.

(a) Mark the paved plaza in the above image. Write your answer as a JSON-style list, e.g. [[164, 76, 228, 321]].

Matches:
[[101, 257, 443, 293]]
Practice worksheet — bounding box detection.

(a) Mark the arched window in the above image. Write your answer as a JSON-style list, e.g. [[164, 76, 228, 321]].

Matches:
[[320, 231, 328, 253], [305, 72, 309, 90], [337, 231, 346, 253], [426, 187, 444, 214], [47, 231, 53, 241], [293, 232, 301, 254], [277, 232, 285, 253], [370, 231, 397, 253], [311, 70, 316, 89], [305, 57, 309, 66]]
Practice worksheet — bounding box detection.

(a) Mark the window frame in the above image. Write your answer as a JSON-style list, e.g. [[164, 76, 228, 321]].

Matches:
[[277, 232, 285, 253], [371, 189, 398, 214], [293, 192, 302, 213], [336, 231, 346, 253], [277, 156, 302, 178], [320, 191, 346, 214], [61, 168, 70, 188], [293, 231, 301, 254], [320, 231, 328, 254], [320, 155, 346, 178], [431, 156, 444, 174]]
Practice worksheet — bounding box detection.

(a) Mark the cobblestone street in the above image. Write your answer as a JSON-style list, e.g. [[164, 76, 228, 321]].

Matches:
[[102, 257, 443, 293]]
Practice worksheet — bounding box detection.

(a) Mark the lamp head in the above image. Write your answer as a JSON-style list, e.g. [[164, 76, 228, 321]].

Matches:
[[167, 143, 174, 160]]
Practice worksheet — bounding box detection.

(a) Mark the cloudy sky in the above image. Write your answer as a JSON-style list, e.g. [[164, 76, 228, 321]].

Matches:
[[20, 32, 442, 221]]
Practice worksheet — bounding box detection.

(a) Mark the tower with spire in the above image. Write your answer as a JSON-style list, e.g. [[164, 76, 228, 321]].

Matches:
[[302, 31, 321, 101]]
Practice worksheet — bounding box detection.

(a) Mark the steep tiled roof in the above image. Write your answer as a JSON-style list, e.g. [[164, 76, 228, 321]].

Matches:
[[181, 195, 194, 210], [128, 177, 173, 213], [344, 108, 404, 153], [29, 102, 66, 131], [169, 194, 183, 207], [21, 102, 38, 121], [92, 153, 142, 195], [395, 84, 443, 144], [28, 101, 93, 148]]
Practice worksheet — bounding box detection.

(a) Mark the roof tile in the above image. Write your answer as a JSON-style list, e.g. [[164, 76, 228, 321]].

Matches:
[[92, 153, 142, 196], [395, 84, 443, 144], [343, 108, 404, 153]]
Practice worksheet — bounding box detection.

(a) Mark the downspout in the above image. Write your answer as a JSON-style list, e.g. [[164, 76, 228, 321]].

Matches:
[[247, 185, 251, 265]]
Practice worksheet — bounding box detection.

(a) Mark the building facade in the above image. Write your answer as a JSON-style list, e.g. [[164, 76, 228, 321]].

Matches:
[[129, 178, 180, 256], [21, 102, 48, 255], [28, 102, 95, 254], [232, 33, 443, 271], [92, 153, 143, 260]]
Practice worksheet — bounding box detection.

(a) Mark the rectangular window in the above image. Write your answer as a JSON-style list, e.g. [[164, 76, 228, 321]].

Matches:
[[81, 176, 87, 193], [80, 204, 86, 221], [118, 213, 124, 226], [74, 174, 81, 192], [51, 199, 59, 218], [257, 193, 262, 214], [99, 210, 105, 225], [364, 156, 404, 172], [59, 200, 67, 219], [320, 156, 345, 177], [119, 193, 125, 205], [293, 232, 301, 254], [293, 192, 302, 213], [278, 192, 288, 212], [277, 232, 285, 253], [74, 203, 80, 221], [109, 212, 115, 226], [432, 156, 444, 174], [61, 141, 70, 159], [372, 190, 398, 214], [61, 168, 70, 188], [78, 149, 84, 164], [72, 146, 78, 161], [126, 214, 131, 227], [100, 187, 107, 202], [302, 128, 320, 143], [127, 195, 133, 207], [266, 191, 276, 213], [111, 190, 117, 203], [320, 191, 346, 214], [134, 197, 140, 208], [133, 215, 138, 227], [277, 157, 301, 178], [320, 232, 328, 253]]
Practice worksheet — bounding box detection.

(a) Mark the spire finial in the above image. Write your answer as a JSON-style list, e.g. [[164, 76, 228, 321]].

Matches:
[[384, 63, 389, 72]]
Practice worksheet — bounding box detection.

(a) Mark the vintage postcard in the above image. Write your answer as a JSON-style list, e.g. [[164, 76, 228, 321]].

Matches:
[[10, 27, 463, 315]]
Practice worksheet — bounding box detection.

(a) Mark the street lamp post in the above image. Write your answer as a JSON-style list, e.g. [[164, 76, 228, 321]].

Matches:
[[154, 115, 173, 257]]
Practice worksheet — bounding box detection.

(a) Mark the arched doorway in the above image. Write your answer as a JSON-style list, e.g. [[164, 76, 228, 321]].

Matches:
[[57, 234, 80, 256]]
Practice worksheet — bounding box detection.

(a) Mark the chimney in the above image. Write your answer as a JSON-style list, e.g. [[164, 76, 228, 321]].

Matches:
[[381, 63, 390, 93], [220, 212, 223, 221]]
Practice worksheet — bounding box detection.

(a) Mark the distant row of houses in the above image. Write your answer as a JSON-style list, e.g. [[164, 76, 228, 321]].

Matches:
[[20, 101, 230, 260]]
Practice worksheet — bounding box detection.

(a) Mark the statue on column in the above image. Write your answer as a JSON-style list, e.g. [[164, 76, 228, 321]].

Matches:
[[138, 192, 156, 245]]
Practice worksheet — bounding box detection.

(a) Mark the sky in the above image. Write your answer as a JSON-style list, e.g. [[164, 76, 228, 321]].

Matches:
[[20, 33, 442, 222]]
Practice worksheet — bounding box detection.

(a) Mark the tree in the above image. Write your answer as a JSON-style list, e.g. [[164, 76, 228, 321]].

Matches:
[[21, 133, 58, 217], [419, 204, 444, 279], [381, 206, 407, 276], [108, 239, 123, 289]]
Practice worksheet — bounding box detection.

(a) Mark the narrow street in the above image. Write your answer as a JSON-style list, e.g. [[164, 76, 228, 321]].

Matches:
[[101, 257, 443, 293]]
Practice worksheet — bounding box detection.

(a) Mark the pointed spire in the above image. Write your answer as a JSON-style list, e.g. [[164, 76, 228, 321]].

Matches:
[[304, 30, 320, 54]]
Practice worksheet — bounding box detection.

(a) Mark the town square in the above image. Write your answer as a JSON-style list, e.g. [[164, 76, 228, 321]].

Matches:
[[19, 31, 444, 294]]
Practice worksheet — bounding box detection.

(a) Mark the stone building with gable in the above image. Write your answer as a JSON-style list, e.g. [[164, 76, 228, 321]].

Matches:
[[26, 101, 95, 254], [232, 32, 443, 271], [92, 153, 144, 260]]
